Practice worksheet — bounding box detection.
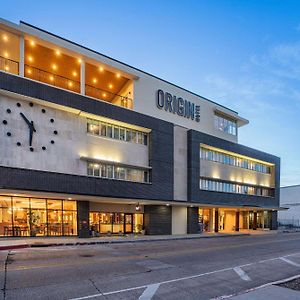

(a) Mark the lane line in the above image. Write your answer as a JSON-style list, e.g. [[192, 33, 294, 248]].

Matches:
[[138, 283, 160, 300], [68, 251, 300, 300], [233, 267, 251, 281], [280, 257, 300, 267]]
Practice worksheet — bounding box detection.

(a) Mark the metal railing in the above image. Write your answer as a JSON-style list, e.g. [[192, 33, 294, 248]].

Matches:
[[0, 56, 19, 75], [85, 84, 133, 109], [25, 65, 80, 93]]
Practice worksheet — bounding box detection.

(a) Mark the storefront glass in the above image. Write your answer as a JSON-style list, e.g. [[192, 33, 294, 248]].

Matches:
[[90, 212, 144, 235], [0, 196, 77, 237]]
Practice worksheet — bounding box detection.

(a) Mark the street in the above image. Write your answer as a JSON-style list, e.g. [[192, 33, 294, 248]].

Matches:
[[1, 232, 300, 299]]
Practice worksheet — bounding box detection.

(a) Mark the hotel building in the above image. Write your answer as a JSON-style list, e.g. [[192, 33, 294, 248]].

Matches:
[[0, 18, 280, 238]]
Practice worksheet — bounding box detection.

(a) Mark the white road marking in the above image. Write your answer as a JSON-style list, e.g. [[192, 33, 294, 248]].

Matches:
[[233, 267, 251, 281], [280, 257, 300, 267], [138, 283, 160, 300], [68, 251, 300, 300]]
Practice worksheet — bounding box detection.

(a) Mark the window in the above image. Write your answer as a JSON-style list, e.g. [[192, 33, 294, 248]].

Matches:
[[199, 178, 274, 197], [87, 118, 148, 146], [87, 162, 149, 183], [214, 114, 237, 136], [200, 146, 272, 174]]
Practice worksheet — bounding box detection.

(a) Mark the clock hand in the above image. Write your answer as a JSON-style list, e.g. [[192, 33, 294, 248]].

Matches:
[[20, 112, 32, 128]]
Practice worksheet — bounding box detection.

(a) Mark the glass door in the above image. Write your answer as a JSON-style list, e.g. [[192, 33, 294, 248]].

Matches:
[[124, 214, 133, 234]]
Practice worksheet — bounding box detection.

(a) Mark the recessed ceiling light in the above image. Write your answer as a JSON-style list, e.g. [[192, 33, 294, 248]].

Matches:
[[4, 66, 9, 71], [109, 84, 113, 89], [68, 82, 73, 87], [72, 71, 77, 77], [78, 58, 82, 63], [93, 78, 97, 83], [28, 56, 33, 62], [3, 35, 8, 41], [52, 64, 57, 70], [49, 76, 54, 81], [102, 93, 106, 97], [55, 50, 61, 55], [27, 69, 32, 74], [30, 40, 35, 46], [99, 66, 104, 72], [4, 52, 8, 58], [67, 197, 72, 200], [116, 73, 121, 78]]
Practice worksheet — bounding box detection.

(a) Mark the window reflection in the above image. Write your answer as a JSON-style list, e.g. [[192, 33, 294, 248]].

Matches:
[[0, 196, 77, 237]]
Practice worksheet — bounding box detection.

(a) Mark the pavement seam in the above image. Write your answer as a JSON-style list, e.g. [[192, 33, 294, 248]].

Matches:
[[2, 251, 11, 300], [88, 278, 107, 300]]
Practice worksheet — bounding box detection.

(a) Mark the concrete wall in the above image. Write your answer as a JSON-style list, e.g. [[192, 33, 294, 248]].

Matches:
[[200, 160, 274, 188], [172, 206, 187, 234], [134, 75, 239, 143], [0, 94, 149, 175], [174, 126, 188, 201], [89, 202, 144, 213]]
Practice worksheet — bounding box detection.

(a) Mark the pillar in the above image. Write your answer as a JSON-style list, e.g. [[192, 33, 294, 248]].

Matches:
[[144, 205, 172, 235], [187, 207, 199, 234], [253, 212, 257, 230], [80, 60, 85, 95], [19, 36, 24, 76], [271, 210, 278, 230], [77, 201, 90, 238], [214, 209, 219, 233], [235, 211, 240, 231]]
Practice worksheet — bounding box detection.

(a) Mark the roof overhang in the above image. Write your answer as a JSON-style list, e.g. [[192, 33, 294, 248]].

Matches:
[[214, 107, 249, 127]]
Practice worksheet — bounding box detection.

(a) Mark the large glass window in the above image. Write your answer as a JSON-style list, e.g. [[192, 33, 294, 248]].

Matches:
[[87, 162, 149, 183], [214, 114, 237, 135], [199, 178, 274, 197], [0, 196, 77, 237], [87, 118, 148, 146], [200, 147, 272, 174]]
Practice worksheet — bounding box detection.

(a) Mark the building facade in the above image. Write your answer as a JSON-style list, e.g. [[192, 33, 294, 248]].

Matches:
[[0, 18, 280, 238], [278, 185, 300, 228]]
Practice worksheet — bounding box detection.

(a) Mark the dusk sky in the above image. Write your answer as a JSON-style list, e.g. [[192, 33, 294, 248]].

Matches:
[[2, 0, 300, 186]]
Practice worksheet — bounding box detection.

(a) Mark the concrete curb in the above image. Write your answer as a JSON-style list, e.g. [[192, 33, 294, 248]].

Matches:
[[0, 233, 250, 250]]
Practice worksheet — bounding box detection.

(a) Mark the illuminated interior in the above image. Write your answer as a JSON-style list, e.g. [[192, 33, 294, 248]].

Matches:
[[0, 29, 19, 75], [0, 27, 134, 109]]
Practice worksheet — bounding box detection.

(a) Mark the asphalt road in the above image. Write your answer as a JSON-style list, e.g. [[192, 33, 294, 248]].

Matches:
[[1, 232, 300, 300]]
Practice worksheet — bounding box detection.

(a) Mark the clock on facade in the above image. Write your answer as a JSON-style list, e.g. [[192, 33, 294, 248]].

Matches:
[[2, 101, 58, 152]]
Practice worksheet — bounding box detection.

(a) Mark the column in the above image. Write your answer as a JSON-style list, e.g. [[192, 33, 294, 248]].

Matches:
[[80, 59, 85, 95], [77, 201, 90, 238], [235, 211, 240, 231], [253, 212, 257, 230], [271, 210, 278, 230], [214, 209, 219, 233], [19, 36, 24, 77], [187, 207, 199, 234], [144, 205, 172, 235]]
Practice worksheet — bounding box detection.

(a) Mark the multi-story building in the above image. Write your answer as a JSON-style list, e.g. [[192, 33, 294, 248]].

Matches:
[[278, 185, 300, 228], [0, 18, 280, 238]]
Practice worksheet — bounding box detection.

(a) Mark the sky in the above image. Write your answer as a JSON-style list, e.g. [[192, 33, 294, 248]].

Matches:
[[2, 0, 300, 186]]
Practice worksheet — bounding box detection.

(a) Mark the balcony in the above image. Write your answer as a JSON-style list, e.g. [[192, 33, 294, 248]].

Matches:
[[0, 27, 134, 110], [0, 56, 19, 75]]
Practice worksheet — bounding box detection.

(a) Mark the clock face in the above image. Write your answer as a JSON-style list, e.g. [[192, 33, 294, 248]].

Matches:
[[2, 101, 58, 152]]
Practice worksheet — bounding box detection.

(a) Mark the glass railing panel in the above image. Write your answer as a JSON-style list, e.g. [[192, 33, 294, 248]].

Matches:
[[0, 56, 19, 75]]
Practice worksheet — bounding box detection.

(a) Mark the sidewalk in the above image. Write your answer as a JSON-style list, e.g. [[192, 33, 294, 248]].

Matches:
[[0, 231, 253, 250], [0, 230, 278, 251], [229, 285, 300, 300]]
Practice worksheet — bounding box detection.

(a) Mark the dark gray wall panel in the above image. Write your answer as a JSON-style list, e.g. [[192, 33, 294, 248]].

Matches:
[[144, 205, 172, 235], [187, 207, 199, 233], [77, 201, 90, 238], [187, 130, 280, 209]]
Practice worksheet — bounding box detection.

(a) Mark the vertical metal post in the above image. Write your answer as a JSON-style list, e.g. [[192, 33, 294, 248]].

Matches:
[[80, 59, 85, 95], [19, 36, 24, 76]]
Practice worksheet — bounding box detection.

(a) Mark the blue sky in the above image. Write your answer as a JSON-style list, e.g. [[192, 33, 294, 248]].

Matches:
[[2, 0, 300, 186]]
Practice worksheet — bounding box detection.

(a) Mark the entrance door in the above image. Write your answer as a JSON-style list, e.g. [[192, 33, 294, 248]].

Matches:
[[124, 214, 133, 234]]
